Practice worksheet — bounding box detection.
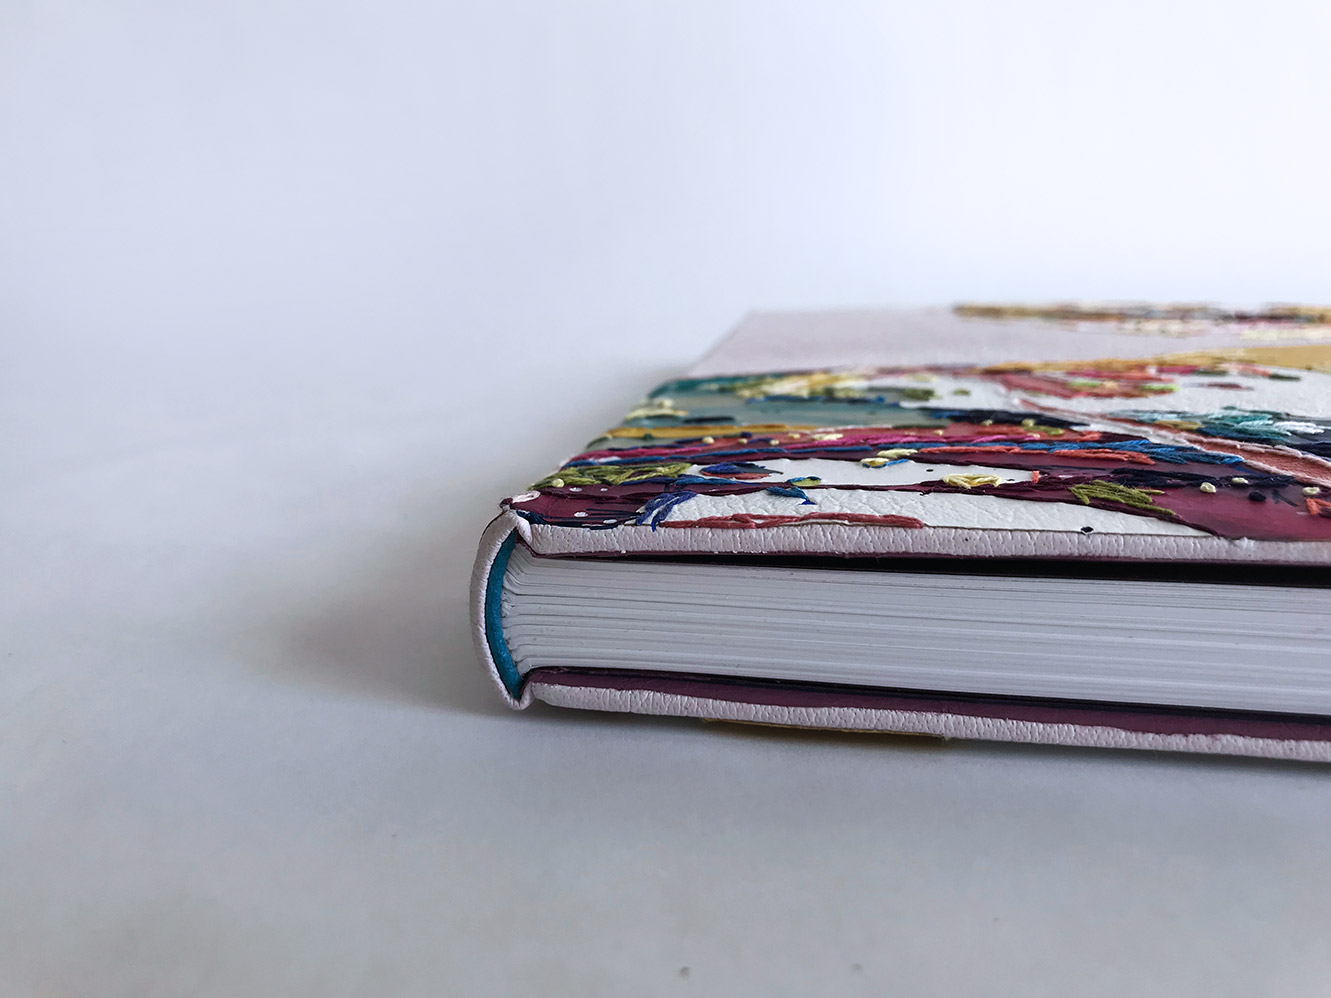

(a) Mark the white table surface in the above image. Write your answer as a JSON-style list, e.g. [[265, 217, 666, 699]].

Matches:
[[5, 3, 1331, 995]]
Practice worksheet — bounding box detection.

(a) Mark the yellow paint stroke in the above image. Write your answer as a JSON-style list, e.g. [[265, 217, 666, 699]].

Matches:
[[942, 473, 1005, 489], [982, 343, 1331, 376], [731, 370, 872, 399], [597, 423, 818, 440]]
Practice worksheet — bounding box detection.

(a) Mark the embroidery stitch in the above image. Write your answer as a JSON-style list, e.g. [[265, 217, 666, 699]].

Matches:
[[501, 342, 1331, 541]]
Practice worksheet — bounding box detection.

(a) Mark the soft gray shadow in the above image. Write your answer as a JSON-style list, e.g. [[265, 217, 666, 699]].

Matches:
[[251, 493, 510, 715], [244, 361, 680, 714], [667, 713, 1325, 772]]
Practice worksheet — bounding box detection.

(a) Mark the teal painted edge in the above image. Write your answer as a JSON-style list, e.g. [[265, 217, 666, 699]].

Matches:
[[484, 531, 523, 698]]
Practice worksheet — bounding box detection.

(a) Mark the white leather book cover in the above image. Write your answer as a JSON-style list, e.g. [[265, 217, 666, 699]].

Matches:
[[471, 304, 1331, 760]]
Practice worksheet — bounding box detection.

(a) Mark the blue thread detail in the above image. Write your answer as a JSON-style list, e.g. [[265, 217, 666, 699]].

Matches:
[[1011, 440, 1243, 464], [765, 484, 816, 504], [635, 490, 698, 529], [1115, 406, 1331, 447], [483, 532, 523, 698], [567, 437, 1247, 469], [674, 474, 758, 487], [702, 461, 775, 476]]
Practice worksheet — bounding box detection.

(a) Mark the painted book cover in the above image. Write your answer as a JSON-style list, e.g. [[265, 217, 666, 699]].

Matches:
[[498, 305, 1331, 562], [471, 305, 1331, 760]]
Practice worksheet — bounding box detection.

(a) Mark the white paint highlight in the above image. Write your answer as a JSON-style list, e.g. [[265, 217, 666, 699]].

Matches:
[[687, 458, 1035, 488], [671, 487, 1208, 535]]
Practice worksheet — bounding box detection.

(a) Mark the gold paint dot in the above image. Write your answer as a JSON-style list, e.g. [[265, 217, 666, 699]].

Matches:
[[701, 436, 715, 444], [549, 477, 565, 488], [1231, 477, 1249, 485], [877, 448, 918, 459], [1200, 482, 1217, 494], [1304, 486, 1322, 496], [861, 458, 889, 468], [942, 473, 1004, 489]]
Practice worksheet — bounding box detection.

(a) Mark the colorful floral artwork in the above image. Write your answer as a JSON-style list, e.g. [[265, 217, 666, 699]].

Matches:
[[502, 345, 1331, 542]]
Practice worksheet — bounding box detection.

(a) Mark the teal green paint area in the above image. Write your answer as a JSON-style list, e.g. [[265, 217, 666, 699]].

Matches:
[[483, 532, 523, 698], [622, 386, 949, 431]]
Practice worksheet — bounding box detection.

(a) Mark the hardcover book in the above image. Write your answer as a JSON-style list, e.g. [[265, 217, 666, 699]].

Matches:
[[471, 305, 1331, 760]]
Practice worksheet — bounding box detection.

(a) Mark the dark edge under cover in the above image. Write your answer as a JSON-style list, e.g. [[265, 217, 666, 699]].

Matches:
[[525, 668, 1331, 744]]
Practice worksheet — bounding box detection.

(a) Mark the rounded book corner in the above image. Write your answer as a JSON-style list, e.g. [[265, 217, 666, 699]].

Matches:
[[469, 513, 532, 707]]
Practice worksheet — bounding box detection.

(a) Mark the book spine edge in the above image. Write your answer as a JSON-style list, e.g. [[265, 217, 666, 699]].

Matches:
[[469, 512, 534, 708]]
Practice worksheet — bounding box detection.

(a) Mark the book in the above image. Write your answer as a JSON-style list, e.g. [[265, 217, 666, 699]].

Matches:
[[471, 304, 1331, 760]]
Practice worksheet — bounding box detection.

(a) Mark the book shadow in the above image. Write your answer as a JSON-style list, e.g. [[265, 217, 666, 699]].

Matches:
[[243, 361, 681, 715], [248, 495, 507, 715]]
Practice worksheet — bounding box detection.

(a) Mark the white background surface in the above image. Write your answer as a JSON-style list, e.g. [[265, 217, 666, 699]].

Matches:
[[4, 1, 1331, 994]]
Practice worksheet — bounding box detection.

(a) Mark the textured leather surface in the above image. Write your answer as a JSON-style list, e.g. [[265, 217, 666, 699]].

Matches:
[[689, 306, 1280, 375], [523, 513, 1331, 564], [496, 307, 1331, 561], [528, 679, 1331, 762], [470, 306, 1331, 751], [469, 514, 1331, 758]]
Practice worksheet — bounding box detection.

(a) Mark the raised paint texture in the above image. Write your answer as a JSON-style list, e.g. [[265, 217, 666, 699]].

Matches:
[[500, 343, 1331, 542]]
